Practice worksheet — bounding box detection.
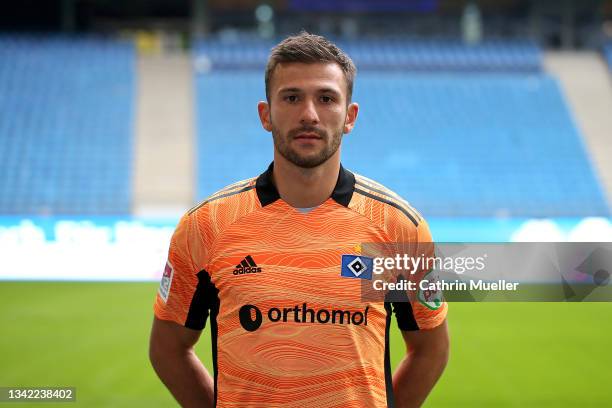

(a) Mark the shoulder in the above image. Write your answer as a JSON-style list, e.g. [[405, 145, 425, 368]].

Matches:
[[180, 177, 262, 240], [187, 177, 259, 216], [186, 177, 260, 222], [348, 172, 431, 240], [351, 172, 424, 227]]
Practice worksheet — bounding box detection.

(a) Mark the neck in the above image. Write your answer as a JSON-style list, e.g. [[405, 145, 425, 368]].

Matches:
[[272, 150, 341, 208]]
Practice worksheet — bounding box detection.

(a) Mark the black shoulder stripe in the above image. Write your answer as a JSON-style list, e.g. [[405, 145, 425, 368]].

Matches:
[[355, 179, 422, 223], [355, 179, 399, 199], [217, 180, 252, 195], [206, 185, 256, 204], [188, 185, 256, 215], [187, 201, 206, 215], [354, 187, 419, 227]]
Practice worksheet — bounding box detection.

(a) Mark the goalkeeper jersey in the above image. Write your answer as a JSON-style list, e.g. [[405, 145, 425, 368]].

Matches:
[[154, 162, 447, 408]]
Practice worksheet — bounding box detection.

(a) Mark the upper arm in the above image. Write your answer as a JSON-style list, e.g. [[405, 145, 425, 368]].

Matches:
[[150, 316, 202, 356], [400, 319, 450, 355]]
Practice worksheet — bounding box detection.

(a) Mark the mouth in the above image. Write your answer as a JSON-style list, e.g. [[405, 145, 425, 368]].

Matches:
[[294, 132, 322, 140]]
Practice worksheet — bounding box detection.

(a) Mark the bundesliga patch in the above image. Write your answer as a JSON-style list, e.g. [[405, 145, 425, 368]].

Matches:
[[341, 255, 373, 280], [417, 270, 444, 310], [158, 261, 174, 303]]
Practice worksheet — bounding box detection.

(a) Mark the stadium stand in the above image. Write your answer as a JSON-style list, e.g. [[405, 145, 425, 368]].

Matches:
[[346, 73, 608, 217], [194, 38, 542, 71], [0, 36, 135, 214], [195, 39, 609, 217], [195, 71, 272, 194]]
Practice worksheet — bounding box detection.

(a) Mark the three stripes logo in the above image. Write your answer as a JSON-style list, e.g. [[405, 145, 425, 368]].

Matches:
[[233, 255, 262, 275]]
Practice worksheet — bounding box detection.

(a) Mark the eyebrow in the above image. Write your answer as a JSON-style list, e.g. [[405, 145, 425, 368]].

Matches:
[[318, 88, 341, 96], [278, 87, 302, 94], [277, 87, 341, 95]]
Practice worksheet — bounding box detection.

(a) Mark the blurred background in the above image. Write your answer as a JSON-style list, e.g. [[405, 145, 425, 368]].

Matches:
[[1, 0, 611, 407]]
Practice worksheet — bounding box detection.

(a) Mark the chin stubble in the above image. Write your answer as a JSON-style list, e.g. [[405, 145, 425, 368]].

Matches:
[[272, 125, 343, 168]]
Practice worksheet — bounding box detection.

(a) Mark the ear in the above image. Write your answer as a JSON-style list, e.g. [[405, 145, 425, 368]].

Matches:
[[343, 102, 359, 134], [258, 101, 272, 132]]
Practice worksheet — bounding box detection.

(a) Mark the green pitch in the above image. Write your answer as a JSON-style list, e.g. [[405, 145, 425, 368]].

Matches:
[[0, 282, 610, 407]]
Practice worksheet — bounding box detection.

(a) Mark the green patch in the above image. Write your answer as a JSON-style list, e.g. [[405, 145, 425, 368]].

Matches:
[[417, 270, 444, 310]]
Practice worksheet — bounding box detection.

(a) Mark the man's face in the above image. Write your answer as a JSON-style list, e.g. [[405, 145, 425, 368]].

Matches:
[[258, 62, 358, 168]]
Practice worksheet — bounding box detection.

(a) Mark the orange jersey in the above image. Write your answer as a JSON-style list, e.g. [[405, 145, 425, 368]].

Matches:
[[154, 163, 447, 407]]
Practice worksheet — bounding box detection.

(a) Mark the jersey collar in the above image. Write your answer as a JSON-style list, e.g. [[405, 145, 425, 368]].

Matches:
[[256, 162, 355, 208]]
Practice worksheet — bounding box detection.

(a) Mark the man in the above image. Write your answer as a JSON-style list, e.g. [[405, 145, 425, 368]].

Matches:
[[150, 32, 449, 408]]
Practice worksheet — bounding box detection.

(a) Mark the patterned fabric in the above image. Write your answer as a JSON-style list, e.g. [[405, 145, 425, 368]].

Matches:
[[154, 162, 447, 407]]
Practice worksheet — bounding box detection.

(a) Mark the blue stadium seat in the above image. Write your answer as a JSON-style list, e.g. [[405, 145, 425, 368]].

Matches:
[[0, 35, 135, 215], [193, 38, 542, 72], [195, 67, 609, 217]]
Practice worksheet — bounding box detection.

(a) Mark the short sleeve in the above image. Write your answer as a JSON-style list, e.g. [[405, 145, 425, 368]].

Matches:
[[393, 219, 448, 331], [153, 213, 202, 327]]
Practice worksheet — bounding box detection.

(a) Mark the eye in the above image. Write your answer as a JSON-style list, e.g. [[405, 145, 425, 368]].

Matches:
[[320, 95, 333, 103], [284, 95, 299, 103]]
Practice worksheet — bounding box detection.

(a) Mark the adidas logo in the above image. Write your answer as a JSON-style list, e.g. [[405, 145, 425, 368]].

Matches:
[[233, 255, 262, 275]]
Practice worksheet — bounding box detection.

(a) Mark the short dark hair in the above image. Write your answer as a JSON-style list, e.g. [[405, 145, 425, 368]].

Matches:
[[265, 32, 357, 104]]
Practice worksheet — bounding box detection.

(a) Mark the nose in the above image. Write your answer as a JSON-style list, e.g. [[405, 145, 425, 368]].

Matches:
[[299, 99, 319, 125]]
